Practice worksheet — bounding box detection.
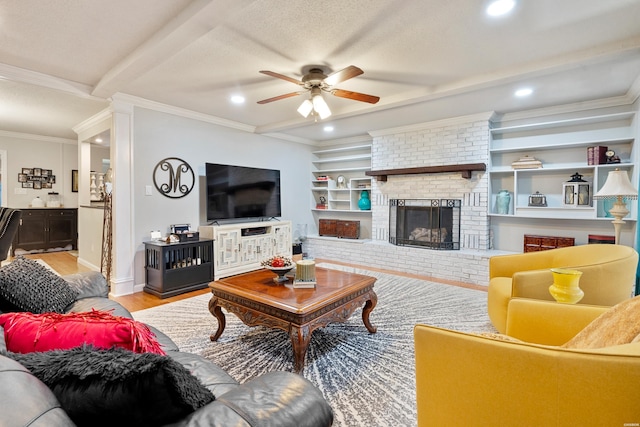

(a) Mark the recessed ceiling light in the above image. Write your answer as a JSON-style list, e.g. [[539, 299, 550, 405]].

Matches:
[[230, 95, 245, 104], [515, 88, 533, 97], [486, 0, 515, 17], [323, 125, 334, 132], [95, 137, 103, 143]]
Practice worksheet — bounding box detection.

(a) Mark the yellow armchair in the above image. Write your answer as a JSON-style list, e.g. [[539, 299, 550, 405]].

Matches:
[[487, 244, 638, 333], [414, 322, 640, 426]]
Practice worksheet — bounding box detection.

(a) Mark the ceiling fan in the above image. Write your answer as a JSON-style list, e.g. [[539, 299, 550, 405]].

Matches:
[[257, 65, 380, 119]]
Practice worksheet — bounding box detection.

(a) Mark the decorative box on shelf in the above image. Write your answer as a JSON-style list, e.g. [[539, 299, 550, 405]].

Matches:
[[177, 231, 199, 242], [511, 155, 542, 170], [528, 191, 547, 207]]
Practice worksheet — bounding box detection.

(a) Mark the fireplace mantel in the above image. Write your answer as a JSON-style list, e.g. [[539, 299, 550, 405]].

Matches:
[[365, 163, 486, 181]]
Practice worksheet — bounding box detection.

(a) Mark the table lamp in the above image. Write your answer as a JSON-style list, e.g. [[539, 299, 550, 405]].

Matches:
[[593, 168, 638, 244]]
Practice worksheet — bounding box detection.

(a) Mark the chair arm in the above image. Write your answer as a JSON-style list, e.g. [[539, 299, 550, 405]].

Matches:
[[414, 324, 640, 427], [511, 269, 555, 300], [505, 298, 608, 345]]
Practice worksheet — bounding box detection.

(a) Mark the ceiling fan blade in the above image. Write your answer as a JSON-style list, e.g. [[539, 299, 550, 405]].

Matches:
[[324, 65, 364, 86], [331, 89, 380, 104], [259, 70, 304, 85], [257, 92, 302, 104]]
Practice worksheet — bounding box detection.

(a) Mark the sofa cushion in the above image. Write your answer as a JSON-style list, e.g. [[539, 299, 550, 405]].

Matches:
[[4, 346, 215, 427], [562, 295, 640, 349], [0, 257, 78, 313], [0, 353, 76, 427], [168, 351, 238, 397], [0, 310, 165, 355], [63, 271, 110, 299]]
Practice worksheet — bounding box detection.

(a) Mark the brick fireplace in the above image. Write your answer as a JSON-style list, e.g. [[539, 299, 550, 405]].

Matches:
[[389, 199, 461, 250], [307, 112, 496, 286]]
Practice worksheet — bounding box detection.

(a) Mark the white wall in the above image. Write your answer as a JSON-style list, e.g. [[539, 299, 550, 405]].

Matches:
[[90, 145, 110, 174], [130, 107, 315, 287], [0, 133, 78, 208]]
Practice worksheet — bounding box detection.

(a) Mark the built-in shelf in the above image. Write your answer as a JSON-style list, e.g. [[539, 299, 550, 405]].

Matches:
[[366, 163, 486, 181], [312, 144, 373, 239]]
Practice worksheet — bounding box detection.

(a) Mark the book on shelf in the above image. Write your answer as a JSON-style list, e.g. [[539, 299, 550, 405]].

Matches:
[[587, 146, 608, 165], [316, 204, 328, 209]]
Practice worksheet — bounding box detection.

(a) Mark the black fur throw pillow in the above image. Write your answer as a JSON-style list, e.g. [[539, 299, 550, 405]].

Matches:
[[0, 256, 78, 313], [5, 346, 215, 427]]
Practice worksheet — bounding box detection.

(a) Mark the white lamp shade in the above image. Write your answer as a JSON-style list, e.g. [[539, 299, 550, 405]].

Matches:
[[312, 93, 331, 119], [297, 99, 313, 118], [594, 169, 638, 200]]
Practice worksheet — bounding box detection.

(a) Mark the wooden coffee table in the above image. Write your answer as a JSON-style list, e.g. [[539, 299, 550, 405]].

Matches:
[[208, 267, 377, 373]]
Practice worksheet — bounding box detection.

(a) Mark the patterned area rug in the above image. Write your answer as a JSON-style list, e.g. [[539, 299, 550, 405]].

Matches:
[[132, 263, 496, 427]]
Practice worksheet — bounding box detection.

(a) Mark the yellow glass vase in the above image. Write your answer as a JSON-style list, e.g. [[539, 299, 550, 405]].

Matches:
[[549, 268, 584, 304]]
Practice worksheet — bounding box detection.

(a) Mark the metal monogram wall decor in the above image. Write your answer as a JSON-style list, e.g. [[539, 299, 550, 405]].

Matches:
[[153, 157, 195, 199]]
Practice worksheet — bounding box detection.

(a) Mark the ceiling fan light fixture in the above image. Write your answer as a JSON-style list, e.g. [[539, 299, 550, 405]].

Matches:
[[297, 99, 313, 118], [312, 93, 331, 119]]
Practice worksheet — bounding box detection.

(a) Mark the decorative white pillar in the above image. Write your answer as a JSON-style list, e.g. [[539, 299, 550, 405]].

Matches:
[[109, 99, 136, 296]]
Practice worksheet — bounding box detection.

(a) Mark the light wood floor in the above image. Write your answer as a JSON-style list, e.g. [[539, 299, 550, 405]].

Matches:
[[18, 252, 486, 313]]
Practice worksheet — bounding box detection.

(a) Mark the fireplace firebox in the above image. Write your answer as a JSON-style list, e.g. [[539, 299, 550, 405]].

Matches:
[[389, 199, 461, 250]]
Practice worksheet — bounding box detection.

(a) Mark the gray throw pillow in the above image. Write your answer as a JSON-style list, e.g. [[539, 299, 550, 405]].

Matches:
[[0, 257, 78, 313]]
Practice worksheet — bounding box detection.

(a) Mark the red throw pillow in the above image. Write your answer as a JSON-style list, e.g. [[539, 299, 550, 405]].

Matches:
[[0, 310, 165, 355]]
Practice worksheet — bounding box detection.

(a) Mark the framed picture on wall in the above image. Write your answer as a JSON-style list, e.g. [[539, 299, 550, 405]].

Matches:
[[72, 169, 78, 192], [22, 182, 33, 188], [33, 181, 42, 189], [18, 173, 27, 182], [22, 168, 32, 175]]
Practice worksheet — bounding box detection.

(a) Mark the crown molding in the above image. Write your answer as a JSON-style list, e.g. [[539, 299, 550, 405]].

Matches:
[[0, 129, 76, 145], [72, 107, 113, 137]]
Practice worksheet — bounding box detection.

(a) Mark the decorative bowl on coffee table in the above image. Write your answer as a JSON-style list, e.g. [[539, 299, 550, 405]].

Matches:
[[265, 266, 293, 284]]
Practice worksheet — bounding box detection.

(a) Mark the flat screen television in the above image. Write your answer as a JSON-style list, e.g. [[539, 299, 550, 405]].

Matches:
[[205, 163, 282, 221]]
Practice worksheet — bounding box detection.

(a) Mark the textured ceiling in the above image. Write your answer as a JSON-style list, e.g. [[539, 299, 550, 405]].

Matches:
[[1, 0, 640, 143]]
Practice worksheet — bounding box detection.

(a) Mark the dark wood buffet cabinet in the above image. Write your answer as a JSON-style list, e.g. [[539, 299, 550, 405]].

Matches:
[[11, 208, 78, 255]]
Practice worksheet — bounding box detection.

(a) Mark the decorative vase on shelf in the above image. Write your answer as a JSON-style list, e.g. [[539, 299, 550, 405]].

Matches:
[[496, 190, 511, 214], [358, 190, 371, 210], [549, 268, 584, 304]]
